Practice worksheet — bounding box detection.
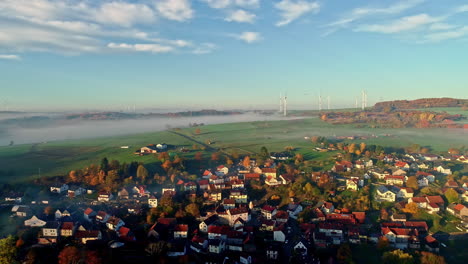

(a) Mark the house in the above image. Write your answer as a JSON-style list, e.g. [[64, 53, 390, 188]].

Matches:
[[381, 227, 416, 249], [184, 182, 197, 191], [445, 180, 459, 188], [287, 203, 303, 219], [321, 202, 335, 214], [376, 186, 396, 202], [408, 197, 428, 209], [436, 166, 452, 175], [216, 165, 229, 176], [190, 235, 208, 253], [395, 161, 410, 170], [244, 173, 261, 181], [391, 214, 407, 222], [230, 179, 245, 189], [208, 225, 230, 240], [84, 208, 96, 222], [118, 226, 135, 241], [447, 203, 468, 219], [266, 244, 281, 260], [229, 190, 248, 204], [393, 169, 407, 176], [293, 239, 311, 255], [261, 205, 277, 220], [222, 199, 236, 210], [273, 226, 286, 242], [396, 187, 414, 199], [385, 175, 405, 185], [173, 224, 188, 239], [14, 206, 30, 217], [67, 186, 86, 197], [371, 170, 390, 180], [199, 214, 219, 233], [96, 211, 110, 223], [106, 216, 125, 231], [24, 215, 46, 227], [40, 221, 60, 244], [416, 171, 435, 182], [50, 183, 69, 194], [198, 179, 210, 190], [97, 190, 113, 202], [265, 175, 281, 186], [4, 192, 24, 203], [422, 154, 439, 161], [275, 210, 289, 223], [208, 239, 226, 254], [226, 230, 244, 251], [208, 190, 223, 202], [219, 207, 250, 226], [117, 188, 130, 199], [148, 195, 158, 208], [61, 222, 75, 237], [346, 179, 359, 191], [417, 175, 429, 188], [75, 226, 102, 244]]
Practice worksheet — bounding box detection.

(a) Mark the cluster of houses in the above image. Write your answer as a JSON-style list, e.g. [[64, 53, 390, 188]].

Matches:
[[2, 147, 467, 263]]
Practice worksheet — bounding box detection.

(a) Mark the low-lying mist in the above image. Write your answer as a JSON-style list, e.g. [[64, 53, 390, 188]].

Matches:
[[0, 113, 297, 146]]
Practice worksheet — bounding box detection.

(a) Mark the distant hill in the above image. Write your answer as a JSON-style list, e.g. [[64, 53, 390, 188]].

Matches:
[[374, 98, 468, 111]]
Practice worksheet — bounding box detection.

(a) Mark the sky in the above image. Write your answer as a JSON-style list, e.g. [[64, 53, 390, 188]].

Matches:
[[0, 0, 467, 111]]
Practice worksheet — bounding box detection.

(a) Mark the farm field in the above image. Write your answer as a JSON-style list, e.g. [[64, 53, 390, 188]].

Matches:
[[0, 113, 466, 183]]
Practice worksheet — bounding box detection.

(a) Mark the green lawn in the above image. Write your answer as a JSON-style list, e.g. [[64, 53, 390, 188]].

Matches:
[[0, 116, 466, 183]]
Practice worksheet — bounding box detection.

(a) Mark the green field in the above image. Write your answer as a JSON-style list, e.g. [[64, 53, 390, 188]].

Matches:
[[0, 115, 467, 183]]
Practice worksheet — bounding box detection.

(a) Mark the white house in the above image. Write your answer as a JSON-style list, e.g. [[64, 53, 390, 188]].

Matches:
[[417, 176, 429, 188], [436, 166, 452, 175], [148, 196, 158, 208], [50, 183, 69, 194], [24, 215, 46, 227], [376, 186, 396, 202]]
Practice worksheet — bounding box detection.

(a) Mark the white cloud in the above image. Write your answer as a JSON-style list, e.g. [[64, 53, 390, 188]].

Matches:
[[274, 0, 320, 27], [94, 2, 156, 27], [455, 5, 468, 13], [235, 31, 262, 43], [155, 0, 194, 21], [424, 26, 468, 42], [0, 54, 21, 60], [201, 0, 260, 9], [107, 43, 174, 53], [429, 23, 457, 31], [225, 9, 256, 23], [192, 43, 217, 54], [354, 14, 440, 34], [327, 0, 425, 28]]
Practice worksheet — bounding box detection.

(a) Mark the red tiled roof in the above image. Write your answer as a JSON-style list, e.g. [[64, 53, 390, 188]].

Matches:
[[405, 221, 428, 231], [75, 230, 100, 239], [203, 170, 212, 176], [158, 218, 176, 226], [118, 227, 130, 237], [223, 199, 236, 204], [208, 225, 230, 234], [352, 212, 366, 223], [61, 222, 74, 230], [425, 235, 437, 243], [244, 173, 260, 179], [454, 204, 466, 211], [198, 179, 209, 185], [425, 195, 444, 204], [84, 208, 94, 215], [262, 168, 276, 173], [229, 207, 248, 215], [411, 197, 427, 203], [385, 175, 405, 181], [175, 224, 188, 232], [262, 205, 276, 212]]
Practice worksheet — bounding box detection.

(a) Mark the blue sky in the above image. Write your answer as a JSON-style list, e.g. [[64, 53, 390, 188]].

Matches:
[[0, 0, 467, 111]]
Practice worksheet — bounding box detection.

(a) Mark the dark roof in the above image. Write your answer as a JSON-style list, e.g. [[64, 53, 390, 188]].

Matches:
[[44, 221, 60, 229]]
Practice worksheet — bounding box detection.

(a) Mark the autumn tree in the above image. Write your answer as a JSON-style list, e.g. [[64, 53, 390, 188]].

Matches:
[[380, 208, 389, 221], [195, 128, 201, 135], [360, 142, 366, 153], [420, 252, 446, 264], [157, 152, 170, 162], [44, 206, 54, 216], [406, 176, 419, 190], [242, 156, 251, 168], [185, 203, 200, 217], [377, 237, 389, 250], [348, 143, 356, 154], [136, 165, 149, 183], [162, 160, 173, 171], [382, 249, 414, 264], [211, 152, 220, 161], [402, 202, 419, 215], [68, 170, 78, 183], [194, 152, 203, 161], [284, 146, 294, 152], [58, 246, 81, 264], [0, 235, 17, 264], [444, 188, 459, 204], [105, 170, 120, 189]]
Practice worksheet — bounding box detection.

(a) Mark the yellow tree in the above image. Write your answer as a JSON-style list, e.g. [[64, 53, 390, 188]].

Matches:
[[360, 142, 367, 152]]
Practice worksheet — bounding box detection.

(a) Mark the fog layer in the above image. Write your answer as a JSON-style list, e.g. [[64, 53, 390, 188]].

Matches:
[[0, 113, 297, 146]]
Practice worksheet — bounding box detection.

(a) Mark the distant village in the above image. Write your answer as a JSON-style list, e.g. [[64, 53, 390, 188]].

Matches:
[[1, 140, 468, 264]]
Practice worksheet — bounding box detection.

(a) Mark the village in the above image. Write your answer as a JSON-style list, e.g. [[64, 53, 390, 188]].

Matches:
[[2, 142, 468, 264]]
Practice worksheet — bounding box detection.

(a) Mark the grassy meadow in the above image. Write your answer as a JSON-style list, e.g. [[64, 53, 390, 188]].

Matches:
[[0, 110, 466, 183]]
